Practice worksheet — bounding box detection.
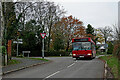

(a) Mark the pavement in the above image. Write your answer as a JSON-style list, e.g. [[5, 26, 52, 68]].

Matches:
[[3, 57, 105, 79], [2, 57, 50, 75]]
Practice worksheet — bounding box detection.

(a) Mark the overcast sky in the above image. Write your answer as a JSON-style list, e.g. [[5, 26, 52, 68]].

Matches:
[[47, 0, 119, 28]]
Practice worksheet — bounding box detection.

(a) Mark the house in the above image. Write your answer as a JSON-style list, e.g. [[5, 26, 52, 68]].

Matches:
[[96, 44, 106, 52]]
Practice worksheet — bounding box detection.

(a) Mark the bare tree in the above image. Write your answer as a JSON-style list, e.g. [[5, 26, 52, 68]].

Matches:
[[15, 2, 35, 30], [99, 26, 113, 44], [113, 24, 120, 42], [15, 1, 65, 51], [32, 1, 65, 51], [0, 2, 4, 41]]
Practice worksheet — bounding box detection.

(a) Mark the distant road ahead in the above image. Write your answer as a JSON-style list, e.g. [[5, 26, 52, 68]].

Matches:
[[3, 57, 105, 79]]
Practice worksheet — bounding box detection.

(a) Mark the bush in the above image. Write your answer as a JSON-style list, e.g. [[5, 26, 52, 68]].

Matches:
[[2, 46, 7, 55], [107, 42, 113, 54], [16, 54, 24, 58], [113, 43, 120, 56]]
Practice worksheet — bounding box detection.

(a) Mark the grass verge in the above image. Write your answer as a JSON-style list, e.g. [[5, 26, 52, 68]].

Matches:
[[99, 55, 118, 78], [48, 56, 71, 57], [118, 60, 120, 80], [96, 51, 107, 56], [15, 57, 49, 61], [8, 59, 21, 65]]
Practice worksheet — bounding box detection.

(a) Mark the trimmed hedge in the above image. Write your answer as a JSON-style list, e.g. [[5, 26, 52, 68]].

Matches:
[[13, 50, 71, 57], [45, 51, 70, 56]]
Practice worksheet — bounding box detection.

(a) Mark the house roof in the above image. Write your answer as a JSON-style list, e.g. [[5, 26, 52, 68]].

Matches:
[[99, 46, 105, 49]]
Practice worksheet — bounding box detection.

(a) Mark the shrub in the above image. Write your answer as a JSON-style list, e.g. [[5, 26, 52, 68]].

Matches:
[[17, 54, 24, 58], [107, 42, 113, 54], [2, 46, 7, 55], [113, 43, 120, 56]]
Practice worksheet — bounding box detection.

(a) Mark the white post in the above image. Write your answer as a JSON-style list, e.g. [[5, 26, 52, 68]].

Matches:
[[42, 38, 44, 59], [28, 53, 29, 57], [17, 42, 19, 56], [23, 52, 24, 57]]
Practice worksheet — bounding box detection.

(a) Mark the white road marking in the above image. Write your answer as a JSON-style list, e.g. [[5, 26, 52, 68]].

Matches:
[[67, 63, 75, 68], [75, 60, 77, 62], [45, 71, 60, 78]]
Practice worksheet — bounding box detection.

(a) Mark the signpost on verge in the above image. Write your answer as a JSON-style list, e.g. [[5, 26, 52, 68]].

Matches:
[[13, 39, 23, 56], [105, 43, 108, 55], [40, 33, 46, 59]]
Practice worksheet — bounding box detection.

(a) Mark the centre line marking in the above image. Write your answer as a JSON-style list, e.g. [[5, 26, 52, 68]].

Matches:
[[45, 71, 60, 78], [67, 63, 75, 68]]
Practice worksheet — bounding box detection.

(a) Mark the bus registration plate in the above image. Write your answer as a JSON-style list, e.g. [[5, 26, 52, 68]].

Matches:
[[79, 56, 84, 58]]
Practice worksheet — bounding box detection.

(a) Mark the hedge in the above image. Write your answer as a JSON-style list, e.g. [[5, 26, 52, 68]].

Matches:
[[45, 51, 70, 56]]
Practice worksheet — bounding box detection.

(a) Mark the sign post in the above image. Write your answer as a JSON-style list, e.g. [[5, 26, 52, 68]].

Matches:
[[40, 33, 46, 59], [13, 39, 23, 56]]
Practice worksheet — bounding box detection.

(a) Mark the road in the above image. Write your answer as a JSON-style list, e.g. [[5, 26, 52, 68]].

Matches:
[[3, 57, 105, 79]]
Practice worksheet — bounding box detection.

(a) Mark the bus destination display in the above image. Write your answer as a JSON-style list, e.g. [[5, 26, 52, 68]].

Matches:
[[74, 38, 88, 42]]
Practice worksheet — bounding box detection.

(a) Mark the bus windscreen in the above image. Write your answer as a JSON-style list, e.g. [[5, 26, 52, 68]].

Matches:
[[73, 42, 91, 50]]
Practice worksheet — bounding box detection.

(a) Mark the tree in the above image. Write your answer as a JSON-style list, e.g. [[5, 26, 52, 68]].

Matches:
[[113, 24, 120, 42], [2, 2, 17, 43], [112, 24, 120, 59], [53, 33, 64, 51], [0, 2, 4, 45], [86, 24, 94, 35], [99, 26, 113, 44], [99, 26, 113, 53], [54, 15, 86, 51], [95, 29, 105, 44], [86, 24, 98, 44], [30, 1, 65, 51]]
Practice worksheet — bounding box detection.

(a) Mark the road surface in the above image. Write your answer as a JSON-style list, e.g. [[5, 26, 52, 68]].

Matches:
[[3, 57, 105, 79]]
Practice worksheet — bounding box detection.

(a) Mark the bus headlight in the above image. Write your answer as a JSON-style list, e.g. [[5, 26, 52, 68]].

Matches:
[[73, 54, 76, 56], [87, 53, 92, 55]]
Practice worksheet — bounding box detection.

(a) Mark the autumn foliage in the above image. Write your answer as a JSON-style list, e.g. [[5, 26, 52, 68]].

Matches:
[[51, 15, 86, 51]]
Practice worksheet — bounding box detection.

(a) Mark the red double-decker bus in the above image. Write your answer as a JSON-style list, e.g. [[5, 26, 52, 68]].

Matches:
[[72, 37, 96, 59]]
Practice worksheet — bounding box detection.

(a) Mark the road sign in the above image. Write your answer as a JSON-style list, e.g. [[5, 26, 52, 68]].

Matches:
[[22, 51, 30, 53], [18, 42, 23, 44], [18, 39, 23, 41], [40, 33, 46, 59], [13, 39, 23, 56], [13, 41, 17, 43], [13, 41, 23, 44], [40, 33, 46, 39]]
